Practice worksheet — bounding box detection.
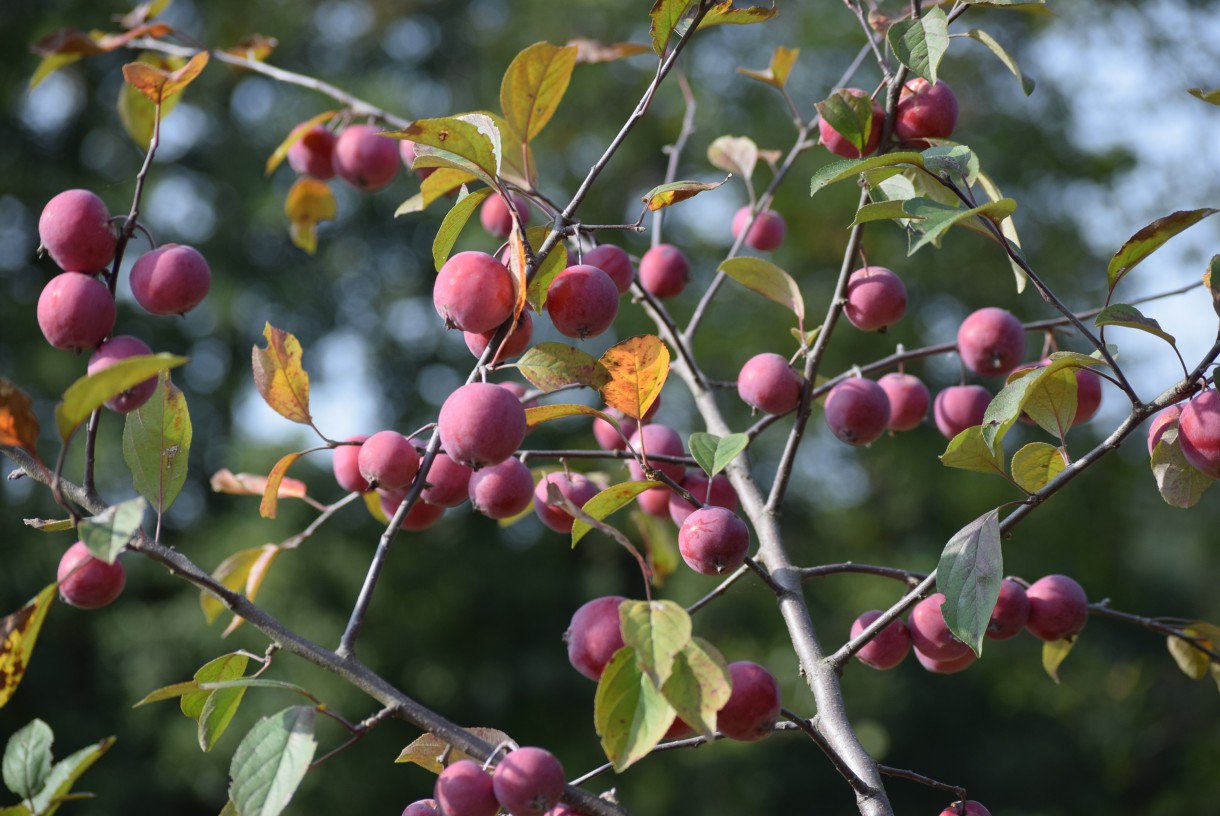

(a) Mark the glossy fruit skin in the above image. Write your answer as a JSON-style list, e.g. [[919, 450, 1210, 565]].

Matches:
[[420, 453, 473, 507], [87, 335, 157, 413], [895, 78, 960, 140], [398, 140, 436, 180], [129, 243, 211, 316], [678, 507, 750, 575], [357, 430, 420, 492], [37, 272, 116, 351], [545, 264, 619, 339], [434, 759, 499, 816], [957, 307, 1026, 377], [1025, 574, 1088, 641], [566, 596, 627, 681], [433, 251, 516, 334], [1147, 404, 1183, 455], [492, 746, 565, 816], [464, 310, 533, 363], [332, 124, 399, 191], [737, 353, 803, 415], [626, 424, 686, 483], [582, 244, 634, 294], [907, 593, 971, 662], [933, 385, 991, 440], [401, 800, 439, 816], [57, 541, 125, 609], [851, 610, 911, 670], [39, 189, 116, 273], [844, 266, 907, 332], [1177, 389, 1220, 478], [913, 647, 977, 675], [438, 382, 528, 468], [668, 469, 738, 527], [468, 458, 534, 519], [731, 206, 786, 251], [818, 88, 885, 158], [718, 661, 781, 742], [479, 192, 530, 238], [533, 472, 599, 533], [332, 435, 372, 493], [824, 378, 891, 446], [938, 800, 992, 816], [638, 244, 690, 298], [286, 124, 337, 180], [987, 578, 1030, 641], [878, 372, 929, 432]]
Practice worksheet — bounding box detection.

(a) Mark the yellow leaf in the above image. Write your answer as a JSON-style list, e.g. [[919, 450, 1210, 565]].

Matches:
[[599, 335, 671, 420], [200, 545, 279, 626], [284, 177, 336, 255], [251, 323, 313, 425], [499, 42, 578, 142], [737, 45, 799, 88], [221, 546, 281, 637], [1041, 635, 1076, 684], [642, 176, 730, 211], [259, 451, 304, 519], [0, 584, 57, 709]]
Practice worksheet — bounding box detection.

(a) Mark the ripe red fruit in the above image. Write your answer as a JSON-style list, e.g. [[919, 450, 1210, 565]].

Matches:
[[1147, 404, 1182, 454], [332, 435, 372, 494], [907, 593, 971, 662], [938, 800, 992, 816], [668, 469, 738, 527], [582, 244, 634, 294], [737, 352, 803, 415], [844, 266, 907, 332], [678, 506, 750, 575], [420, 453, 473, 507], [818, 88, 884, 158], [635, 482, 673, 518], [357, 430, 420, 492], [438, 382, 528, 469], [913, 647, 977, 675], [566, 596, 627, 681], [379, 491, 446, 530], [731, 206, 787, 252], [1025, 574, 1088, 641], [895, 78, 960, 141], [957, 307, 1026, 377], [824, 378, 891, 446], [87, 335, 157, 413], [37, 272, 116, 351], [286, 124, 337, 180], [39, 189, 117, 273], [627, 424, 686, 483], [987, 578, 1030, 641], [401, 800, 439, 816], [533, 472, 599, 533], [480, 193, 530, 238], [492, 746, 565, 816], [57, 541, 125, 609], [433, 251, 516, 333], [468, 458, 534, 519], [638, 244, 690, 298], [434, 759, 499, 816], [545, 264, 619, 339], [850, 610, 911, 670], [398, 140, 436, 180], [129, 243, 211, 316], [933, 385, 991, 440], [1176, 389, 1220, 478], [718, 661, 781, 742], [332, 124, 399, 191], [878, 372, 929, 432], [464, 310, 533, 364]]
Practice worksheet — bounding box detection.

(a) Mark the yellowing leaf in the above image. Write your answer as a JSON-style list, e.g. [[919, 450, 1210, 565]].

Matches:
[[117, 53, 184, 148], [571, 481, 667, 547], [707, 135, 758, 182], [650, 0, 699, 55], [265, 110, 338, 176], [1010, 442, 1066, 493], [737, 45, 798, 88], [0, 584, 57, 710], [200, 545, 280, 626], [500, 42, 578, 142], [698, 1, 779, 29], [1167, 627, 1212, 680], [210, 469, 307, 500], [567, 38, 650, 64], [515, 343, 611, 392], [394, 728, 513, 772], [122, 50, 208, 104], [524, 403, 616, 431], [284, 177, 336, 255], [1041, 635, 1076, 684], [0, 378, 40, 456], [660, 637, 731, 739], [259, 451, 303, 519], [252, 324, 313, 426], [222, 34, 278, 63], [718, 257, 805, 325], [388, 114, 502, 185], [642, 176, 730, 211], [599, 335, 670, 420], [523, 226, 567, 312], [395, 168, 478, 216], [56, 354, 188, 439], [594, 647, 675, 771]]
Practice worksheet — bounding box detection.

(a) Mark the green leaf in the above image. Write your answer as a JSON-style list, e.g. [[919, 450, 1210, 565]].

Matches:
[[78, 497, 147, 564], [977, 171, 1028, 292], [887, 7, 949, 83], [525, 403, 615, 432], [500, 42, 578, 142], [1093, 303, 1177, 346], [1022, 367, 1077, 438], [432, 187, 494, 272], [650, 0, 698, 55], [904, 197, 1017, 255], [920, 145, 980, 187], [815, 89, 877, 156], [513, 342, 611, 392], [718, 257, 805, 324], [181, 653, 249, 720], [1188, 88, 1220, 105], [123, 371, 193, 515], [593, 647, 675, 772], [3, 719, 54, 801], [524, 225, 568, 312], [1151, 428, 1215, 509], [850, 199, 913, 227], [571, 481, 666, 547], [937, 508, 1002, 656], [633, 510, 681, 589], [961, 0, 1049, 7], [980, 371, 1039, 454], [228, 706, 317, 816], [1041, 636, 1076, 684], [962, 29, 1034, 94], [28, 736, 115, 816], [660, 637, 731, 740], [56, 354, 187, 439], [620, 600, 692, 687], [1010, 442, 1066, 494], [938, 425, 1006, 476], [642, 177, 730, 211], [1107, 208, 1219, 292], [697, 1, 778, 29], [688, 432, 749, 477], [810, 152, 925, 196], [198, 682, 248, 753], [388, 114, 502, 186]]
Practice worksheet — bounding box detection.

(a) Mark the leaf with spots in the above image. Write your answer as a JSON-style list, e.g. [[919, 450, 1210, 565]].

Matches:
[[0, 585, 57, 710], [252, 324, 313, 426], [123, 371, 193, 515]]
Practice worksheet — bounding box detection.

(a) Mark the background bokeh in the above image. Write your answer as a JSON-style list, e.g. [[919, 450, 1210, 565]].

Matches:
[[2, 1, 1219, 814]]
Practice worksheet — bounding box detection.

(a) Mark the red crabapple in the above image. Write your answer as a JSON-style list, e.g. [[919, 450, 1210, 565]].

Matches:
[[678, 507, 750, 575], [878, 372, 929, 432], [636, 483, 673, 518], [379, 491, 446, 530], [582, 244, 634, 294], [824, 378, 891, 446], [434, 759, 499, 816], [895, 78, 960, 141], [1025, 574, 1088, 641], [57, 541, 125, 609], [420, 453, 473, 507], [844, 266, 907, 332], [938, 801, 992, 816], [498, 381, 538, 410], [401, 800, 439, 816], [718, 661, 781, 742], [87, 335, 157, 413], [398, 140, 436, 180], [818, 88, 884, 158], [433, 251, 516, 333], [638, 244, 690, 299], [357, 430, 420, 492], [38, 189, 117, 273], [464, 310, 533, 363], [933, 385, 991, 440], [913, 647, 977, 675], [1176, 389, 1220, 478], [37, 272, 116, 351], [731, 206, 786, 252], [907, 593, 971, 662], [332, 124, 399, 191], [1147, 404, 1182, 454], [957, 307, 1026, 377], [627, 424, 686, 483], [592, 409, 638, 452], [668, 469, 738, 527], [438, 382, 527, 468], [479, 192, 530, 238], [129, 243, 211, 316], [565, 595, 627, 681], [468, 458, 534, 519], [533, 472, 599, 533], [546, 264, 619, 339], [851, 610, 911, 670], [987, 578, 1030, 641], [286, 124, 337, 180], [737, 353, 803, 416], [492, 746, 565, 816], [332, 435, 372, 494]]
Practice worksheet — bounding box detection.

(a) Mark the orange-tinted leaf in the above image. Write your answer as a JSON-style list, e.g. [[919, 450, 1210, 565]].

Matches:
[[122, 50, 208, 105], [642, 176, 729, 211], [506, 220, 529, 320], [698, 1, 779, 29], [737, 45, 799, 88], [567, 38, 651, 64], [284, 177, 336, 254], [252, 323, 313, 425], [0, 584, 57, 709], [117, 0, 173, 29], [394, 728, 513, 772], [32, 24, 172, 58], [221, 546, 281, 636], [211, 468, 307, 500], [0, 378, 40, 455], [200, 545, 279, 626], [223, 34, 278, 63], [599, 335, 671, 419], [266, 110, 338, 176], [259, 452, 303, 519], [500, 42, 578, 142]]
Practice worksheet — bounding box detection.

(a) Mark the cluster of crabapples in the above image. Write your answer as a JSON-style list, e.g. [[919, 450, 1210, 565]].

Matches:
[[399, 745, 572, 816], [818, 77, 961, 159]]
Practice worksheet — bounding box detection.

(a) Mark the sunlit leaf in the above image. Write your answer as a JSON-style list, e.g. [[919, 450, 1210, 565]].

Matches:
[[265, 110, 337, 176], [228, 707, 316, 816], [937, 509, 1001, 656], [30, 24, 174, 90], [571, 481, 666, 547], [394, 728, 513, 772], [388, 114, 502, 184], [252, 324, 313, 426], [525, 403, 616, 432], [642, 176, 730, 211], [27, 735, 115, 815], [395, 168, 478, 216], [599, 335, 671, 420], [620, 599, 692, 687], [2, 718, 54, 802], [1188, 87, 1220, 105], [718, 257, 804, 324], [697, 2, 779, 30], [737, 45, 798, 88], [56, 354, 187, 439], [0, 378, 40, 456], [688, 432, 749, 477], [524, 226, 568, 312], [222, 34, 278, 63], [117, 0, 173, 29], [660, 637, 731, 739], [650, 0, 698, 55], [0, 585, 58, 710], [79, 497, 146, 565], [432, 187, 494, 272], [594, 647, 675, 771], [500, 42, 578, 142], [810, 152, 925, 196], [209, 469, 307, 500], [259, 451, 304, 520], [514, 343, 611, 392], [887, 8, 949, 83], [905, 197, 1017, 255], [963, 29, 1034, 94], [117, 53, 184, 148], [1010, 442, 1066, 494], [200, 546, 281, 626], [938, 425, 1006, 476], [1107, 208, 1218, 292], [1093, 303, 1177, 346], [816, 89, 877, 156], [284, 177, 336, 255], [1167, 627, 1212, 680], [1041, 636, 1076, 684], [1203, 255, 1220, 319], [122, 50, 208, 104], [976, 171, 1028, 291], [123, 371, 193, 515], [707, 135, 758, 182]]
